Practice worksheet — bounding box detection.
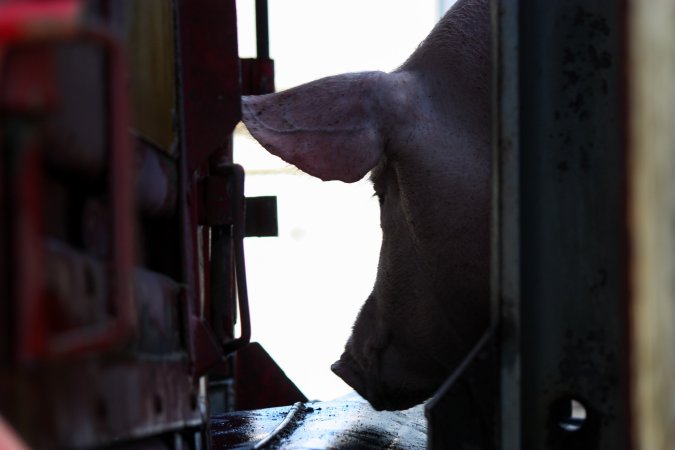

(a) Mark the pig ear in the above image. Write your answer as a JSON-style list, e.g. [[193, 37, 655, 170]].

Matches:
[[241, 72, 388, 183]]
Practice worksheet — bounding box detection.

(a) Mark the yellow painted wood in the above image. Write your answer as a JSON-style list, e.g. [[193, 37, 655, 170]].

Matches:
[[629, 1, 675, 448], [126, 0, 176, 154]]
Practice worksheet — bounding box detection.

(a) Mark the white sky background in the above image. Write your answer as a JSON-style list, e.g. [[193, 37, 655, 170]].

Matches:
[[234, 0, 455, 401]]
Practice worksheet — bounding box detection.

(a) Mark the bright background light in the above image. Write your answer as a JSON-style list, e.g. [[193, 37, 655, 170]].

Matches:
[[234, 0, 454, 401]]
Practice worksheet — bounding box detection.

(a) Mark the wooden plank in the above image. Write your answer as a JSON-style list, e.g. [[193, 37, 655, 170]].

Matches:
[[628, 1, 675, 448]]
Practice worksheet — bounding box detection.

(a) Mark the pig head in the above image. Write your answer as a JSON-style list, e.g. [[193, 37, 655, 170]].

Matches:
[[241, 0, 490, 411]]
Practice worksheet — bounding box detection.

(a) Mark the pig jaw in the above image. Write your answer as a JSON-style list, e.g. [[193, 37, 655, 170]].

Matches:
[[330, 296, 449, 411], [331, 352, 438, 411]]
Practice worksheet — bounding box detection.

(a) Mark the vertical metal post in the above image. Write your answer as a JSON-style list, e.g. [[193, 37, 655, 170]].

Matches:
[[255, 0, 269, 59], [492, 0, 520, 448], [513, 1, 630, 449]]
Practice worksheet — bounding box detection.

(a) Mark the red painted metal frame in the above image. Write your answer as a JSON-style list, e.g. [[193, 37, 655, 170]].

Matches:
[[175, 0, 246, 378], [0, 20, 135, 360], [0, 0, 81, 42], [50, 28, 135, 357]]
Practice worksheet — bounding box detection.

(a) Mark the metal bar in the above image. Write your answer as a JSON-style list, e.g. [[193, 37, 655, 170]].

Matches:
[[209, 223, 235, 343], [492, 0, 521, 448], [518, 1, 629, 448], [222, 165, 251, 354], [255, 0, 269, 60]]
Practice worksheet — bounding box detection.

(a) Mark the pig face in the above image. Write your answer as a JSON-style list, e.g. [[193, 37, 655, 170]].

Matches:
[[241, 0, 490, 410]]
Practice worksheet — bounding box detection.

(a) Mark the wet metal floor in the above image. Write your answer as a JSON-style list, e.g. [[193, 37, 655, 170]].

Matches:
[[210, 392, 427, 449]]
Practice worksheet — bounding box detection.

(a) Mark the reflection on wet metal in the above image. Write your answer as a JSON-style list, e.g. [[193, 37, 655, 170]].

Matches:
[[211, 392, 426, 449], [254, 402, 306, 449]]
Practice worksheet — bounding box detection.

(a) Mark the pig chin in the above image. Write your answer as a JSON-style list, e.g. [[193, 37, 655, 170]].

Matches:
[[331, 353, 435, 411]]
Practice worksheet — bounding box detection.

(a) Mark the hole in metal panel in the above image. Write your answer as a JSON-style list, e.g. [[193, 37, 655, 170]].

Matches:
[[554, 397, 587, 432]]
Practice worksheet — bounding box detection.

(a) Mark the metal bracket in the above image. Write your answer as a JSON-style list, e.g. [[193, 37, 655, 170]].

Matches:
[[240, 0, 275, 95], [197, 165, 251, 364]]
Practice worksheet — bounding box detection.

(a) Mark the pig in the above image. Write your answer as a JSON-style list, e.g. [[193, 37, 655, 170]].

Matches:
[[241, 0, 490, 411]]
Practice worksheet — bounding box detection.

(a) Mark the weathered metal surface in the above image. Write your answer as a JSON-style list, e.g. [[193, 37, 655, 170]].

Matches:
[[517, 1, 629, 449], [0, 360, 201, 449], [627, 1, 675, 448], [211, 393, 426, 449]]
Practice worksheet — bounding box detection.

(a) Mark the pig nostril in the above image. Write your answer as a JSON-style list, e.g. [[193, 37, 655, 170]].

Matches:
[[553, 397, 587, 432]]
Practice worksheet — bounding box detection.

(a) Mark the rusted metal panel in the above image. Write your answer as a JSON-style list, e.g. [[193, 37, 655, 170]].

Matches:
[[627, 1, 675, 448], [517, 1, 629, 449]]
